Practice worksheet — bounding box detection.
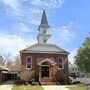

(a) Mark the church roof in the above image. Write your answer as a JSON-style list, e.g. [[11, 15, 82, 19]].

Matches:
[[69, 64, 78, 68], [39, 10, 49, 27], [21, 43, 69, 54]]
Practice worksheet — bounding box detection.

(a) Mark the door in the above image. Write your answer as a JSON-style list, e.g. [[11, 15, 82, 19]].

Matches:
[[42, 66, 49, 77]]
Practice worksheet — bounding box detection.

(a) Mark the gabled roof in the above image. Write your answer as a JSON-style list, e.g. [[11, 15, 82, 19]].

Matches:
[[39, 10, 49, 27], [20, 43, 69, 54], [69, 64, 78, 68], [37, 58, 56, 65]]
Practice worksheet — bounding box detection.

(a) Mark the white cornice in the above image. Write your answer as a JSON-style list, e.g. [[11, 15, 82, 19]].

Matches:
[[21, 50, 69, 54]]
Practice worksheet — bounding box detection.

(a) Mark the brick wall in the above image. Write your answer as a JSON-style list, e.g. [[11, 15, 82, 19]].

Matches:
[[0, 70, 2, 83], [0, 70, 8, 83], [20, 53, 69, 83]]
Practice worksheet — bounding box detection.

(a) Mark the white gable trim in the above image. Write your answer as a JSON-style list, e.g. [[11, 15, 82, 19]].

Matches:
[[21, 50, 68, 54], [37, 58, 56, 66]]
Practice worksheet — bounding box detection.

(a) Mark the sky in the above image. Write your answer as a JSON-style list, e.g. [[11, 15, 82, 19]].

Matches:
[[0, 0, 90, 63]]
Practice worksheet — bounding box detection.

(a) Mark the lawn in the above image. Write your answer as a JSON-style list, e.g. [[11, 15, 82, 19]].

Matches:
[[12, 85, 44, 90], [67, 86, 89, 90]]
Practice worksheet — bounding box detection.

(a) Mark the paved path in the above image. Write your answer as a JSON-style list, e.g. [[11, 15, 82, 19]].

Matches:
[[42, 85, 70, 90], [0, 81, 14, 90]]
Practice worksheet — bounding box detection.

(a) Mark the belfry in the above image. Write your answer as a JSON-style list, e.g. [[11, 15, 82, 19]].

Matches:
[[37, 10, 51, 43]]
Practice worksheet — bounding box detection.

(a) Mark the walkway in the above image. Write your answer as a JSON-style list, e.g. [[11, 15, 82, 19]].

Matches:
[[42, 85, 70, 90], [0, 81, 14, 90]]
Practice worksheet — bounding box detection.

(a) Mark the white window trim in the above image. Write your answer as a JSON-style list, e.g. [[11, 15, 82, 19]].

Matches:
[[58, 57, 64, 70], [26, 56, 32, 69]]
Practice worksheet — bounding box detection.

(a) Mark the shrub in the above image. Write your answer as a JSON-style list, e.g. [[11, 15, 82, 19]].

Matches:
[[73, 81, 81, 84], [58, 78, 64, 85], [28, 77, 40, 85], [14, 79, 27, 85], [28, 79, 32, 84], [68, 76, 81, 84], [68, 77, 73, 84], [31, 82, 39, 85], [28, 78, 35, 84]]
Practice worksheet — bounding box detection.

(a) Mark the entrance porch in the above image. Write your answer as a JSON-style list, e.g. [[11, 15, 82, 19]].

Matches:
[[37, 58, 56, 84]]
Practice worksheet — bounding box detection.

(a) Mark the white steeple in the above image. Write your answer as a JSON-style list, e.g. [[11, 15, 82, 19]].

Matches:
[[37, 10, 51, 44]]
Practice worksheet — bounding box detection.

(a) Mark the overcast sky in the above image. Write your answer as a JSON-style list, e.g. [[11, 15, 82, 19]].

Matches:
[[0, 0, 90, 63]]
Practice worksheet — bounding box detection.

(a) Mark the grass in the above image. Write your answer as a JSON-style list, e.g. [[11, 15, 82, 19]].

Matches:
[[67, 86, 88, 90], [12, 85, 44, 90]]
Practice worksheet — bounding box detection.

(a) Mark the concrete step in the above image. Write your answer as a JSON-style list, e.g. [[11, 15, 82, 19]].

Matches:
[[41, 77, 52, 82], [41, 81, 56, 85]]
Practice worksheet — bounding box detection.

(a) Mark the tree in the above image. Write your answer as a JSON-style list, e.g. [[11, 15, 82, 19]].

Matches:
[[14, 55, 21, 71], [0, 55, 4, 65], [75, 34, 90, 73], [0, 53, 21, 71], [8, 55, 21, 71], [0, 54, 13, 69], [5, 53, 13, 67], [6, 59, 13, 67]]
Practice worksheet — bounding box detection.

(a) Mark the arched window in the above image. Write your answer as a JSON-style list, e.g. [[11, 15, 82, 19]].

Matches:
[[26, 56, 32, 69], [58, 57, 64, 69]]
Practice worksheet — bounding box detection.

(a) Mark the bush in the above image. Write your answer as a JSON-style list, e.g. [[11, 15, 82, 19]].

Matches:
[[68, 76, 81, 84], [68, 77, 73, 84], [73, 81, 81, 84], [31, 82, 39, 85], [28, 80, 32, 84], [14, 79, 27, 85], [58, 78, 64, 85], [28, 77, 40, 85], [28, 77, 40, 83], [28, 78, 35, 84], [35, 77, 39, 82]]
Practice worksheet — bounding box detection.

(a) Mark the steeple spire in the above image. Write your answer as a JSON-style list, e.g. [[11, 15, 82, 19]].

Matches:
[[40, 10, 49, 27], [37, 10, 51, 44]]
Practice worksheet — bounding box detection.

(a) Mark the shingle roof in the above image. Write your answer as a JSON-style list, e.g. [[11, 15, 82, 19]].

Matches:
[[21, 43, 69, 54]]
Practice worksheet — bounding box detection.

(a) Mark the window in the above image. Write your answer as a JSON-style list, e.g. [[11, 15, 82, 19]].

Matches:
[[58, 57, 64, 69], [43, 30, 46, 34], [43, 39, 47, 43], [26, 56, 32, 69], [73, 68, 74, 71]]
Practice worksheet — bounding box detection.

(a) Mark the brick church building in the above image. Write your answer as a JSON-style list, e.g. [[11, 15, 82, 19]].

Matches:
[[20, 10, 69, 84]]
